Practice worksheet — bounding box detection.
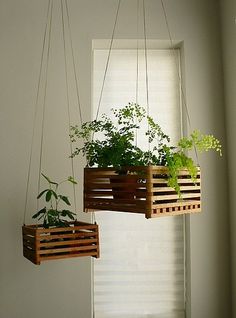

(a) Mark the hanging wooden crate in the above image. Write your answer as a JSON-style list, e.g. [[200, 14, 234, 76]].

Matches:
[[84, 166, 201, 218], [22, 221, 99, 265]]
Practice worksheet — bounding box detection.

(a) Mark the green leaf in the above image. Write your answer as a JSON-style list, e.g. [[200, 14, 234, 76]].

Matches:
[[45, 190, 58, 202], [61, 209, 76, 219], [37, 189, 49, 199], [58, 220, 70, 227], [47, 209, 58, 217], [46, 190, 52, 202], [68, 176, 77, 184], [41, 173, 58, 185], [58, 195, 71, 206], [51, 190, 58, 200], [48, 215, 56, 227], [32, 207, 46, 219], [38, 214, 45, 221], [43, 219, 49, 228], [67, 212, 76, 220]]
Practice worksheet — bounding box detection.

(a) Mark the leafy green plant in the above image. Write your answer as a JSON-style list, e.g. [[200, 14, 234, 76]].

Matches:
[[32, 173, 77, 228], [70, 103, 222, 195]]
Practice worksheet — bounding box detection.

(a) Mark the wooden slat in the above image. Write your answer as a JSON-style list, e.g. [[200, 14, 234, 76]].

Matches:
[[23, 242, 35, 251], [38, 231, 98, 241], [151, 193, 200, 200], [152, 185, 200, 192], [36, 225, 97, 234], [151, 166, 200, 174], [86, 191, 135, 197], [39, 238, 98, 248], [39, 244, 98, 255], [23, 248, 38, 265], [152, 200, 201, 209], [23, 235, 35, 244], [40, 251, 99, 261], [149, 208, 201, 218], [151, 177, 201, 184], [22, 226, 36, 235], [85, 197, 147, 205], [85, 166, 148, 172], [85, 204, 146, 213]]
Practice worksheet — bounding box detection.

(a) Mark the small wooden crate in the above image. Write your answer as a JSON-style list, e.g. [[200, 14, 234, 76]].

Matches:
[[84, 166, 201, 218], [22, 221, 99, 265]]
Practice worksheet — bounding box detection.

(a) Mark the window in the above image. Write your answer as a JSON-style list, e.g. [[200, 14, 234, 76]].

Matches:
[[92, 47, 185, 318]]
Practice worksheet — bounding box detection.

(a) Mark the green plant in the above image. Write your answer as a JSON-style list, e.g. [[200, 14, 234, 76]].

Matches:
[[70, 103, 222, 195], [32, 173, 77, 228], [164, 130, 222, 194]]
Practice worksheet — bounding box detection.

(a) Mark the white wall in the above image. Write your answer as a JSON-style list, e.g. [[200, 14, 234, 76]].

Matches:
[[0, 0, 231, 318], [220, 0, 236, 317]]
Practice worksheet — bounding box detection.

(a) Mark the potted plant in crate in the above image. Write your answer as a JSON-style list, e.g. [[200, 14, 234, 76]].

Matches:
[[70, 103, 222, 218], [22, 174, 99, 265]]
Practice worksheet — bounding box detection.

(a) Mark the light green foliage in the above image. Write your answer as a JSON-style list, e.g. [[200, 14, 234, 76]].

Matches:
[[178, 130, 222, 155], [162, 146, 198, 196], [70, 103, 222, 195], [32, 174, 77, 228]]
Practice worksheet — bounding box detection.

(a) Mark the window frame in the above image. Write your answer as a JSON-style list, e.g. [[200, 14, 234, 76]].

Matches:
[[90, 39, 190, 318]]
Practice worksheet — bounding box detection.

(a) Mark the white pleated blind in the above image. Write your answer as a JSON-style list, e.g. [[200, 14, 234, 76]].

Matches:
[[92, 48, 185, 318]]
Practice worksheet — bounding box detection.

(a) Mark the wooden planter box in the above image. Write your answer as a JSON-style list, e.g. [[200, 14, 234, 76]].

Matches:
[[84, 166, 201, 218], [22, 221, 99, 265]]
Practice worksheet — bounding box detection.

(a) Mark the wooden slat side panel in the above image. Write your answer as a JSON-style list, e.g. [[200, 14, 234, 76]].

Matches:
[[152, 193, 201, 201], [151, 178, 201, 184], [38, 231, 98, 241], [40, 251, 98, 262], [83, 166, 201, 218], [85, 203, 146, 213], [39, 244, 99, 255], [39, 238, 98, 248], [22, 222, 99, 265], [149, 208, 201, 218], [152, 200, 201, 209]]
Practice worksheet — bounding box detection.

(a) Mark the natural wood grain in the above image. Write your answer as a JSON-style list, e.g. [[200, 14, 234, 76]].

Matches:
[[84, 166, 201, 218], [22, 221, 100, 265]]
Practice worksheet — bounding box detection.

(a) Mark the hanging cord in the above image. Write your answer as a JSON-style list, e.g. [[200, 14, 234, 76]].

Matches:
[[64, 0, 83, 126], [142, 0, 151, 161], [61, 0, 77, 215], [135, 0, 140, 147], [23, 0, 52, 225], [160, 2, 192, 314], [160, 0, 199, 165], [91, 0, 121, 225], [136, 0, 140, 106], [64, 0, 89, 168], [91, 255, 96, 318], [37, 0, 54, 205], [94, 0, 121, 123], [89, 2, 122, 315]]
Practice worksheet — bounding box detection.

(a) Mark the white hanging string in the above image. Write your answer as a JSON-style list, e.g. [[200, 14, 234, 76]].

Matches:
[[64, 0, 83, 126], [37, 0, 54, 204], [23, 0, 52, 225], [143, 0, 149, 117], [136, 0, 140, 106], [160, 0, 199, 165], [142, 0, 151, 161], [61, 0, 77, 215], [159, 2, 193, 316], [135, 0, 140, 147], [91, 0, 121, 224], [91, 2, 121, 316], [94, 0, 121, 123]]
